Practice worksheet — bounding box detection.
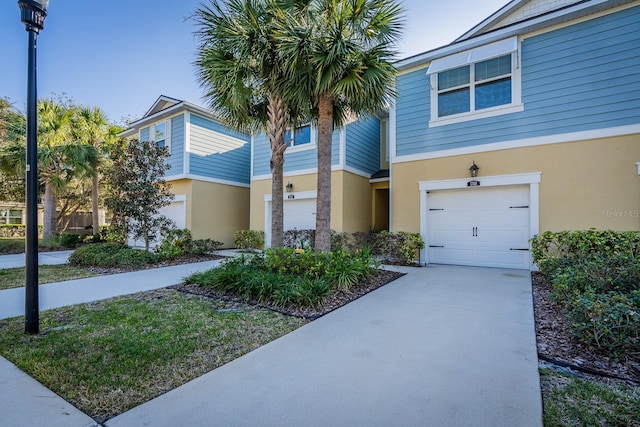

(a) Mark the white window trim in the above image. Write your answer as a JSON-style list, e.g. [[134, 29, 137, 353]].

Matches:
[[428, 42, 522, 127], [286, 124, 316, 154], [147, 120, 172, 153]]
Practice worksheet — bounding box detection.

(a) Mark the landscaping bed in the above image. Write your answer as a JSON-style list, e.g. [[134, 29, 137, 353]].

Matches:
[[173, 268, 404, 319]]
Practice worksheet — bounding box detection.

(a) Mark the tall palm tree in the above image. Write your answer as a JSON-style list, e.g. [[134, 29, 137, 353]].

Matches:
[[277, 0, 403, 252], [194, 0, 305, 248], [76, 106, 112, 235]]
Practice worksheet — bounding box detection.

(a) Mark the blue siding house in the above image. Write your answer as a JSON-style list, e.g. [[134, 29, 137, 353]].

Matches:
[[391, 0, 640, 269], [119, 96, 251, 247]]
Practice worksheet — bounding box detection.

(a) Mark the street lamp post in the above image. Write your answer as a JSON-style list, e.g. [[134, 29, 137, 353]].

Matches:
[[18, 0, 49, 335]]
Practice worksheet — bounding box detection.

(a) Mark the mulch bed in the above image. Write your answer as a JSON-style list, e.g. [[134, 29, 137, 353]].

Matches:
[[532, 271, 640, 384], [171, 269, 405, 320], [79, 254, 225, 275]]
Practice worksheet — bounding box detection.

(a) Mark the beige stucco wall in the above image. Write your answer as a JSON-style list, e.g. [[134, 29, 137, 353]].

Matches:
[[392, 135, 640, 233], [189, 180, 249, 248], [250, 170, 373, 233]]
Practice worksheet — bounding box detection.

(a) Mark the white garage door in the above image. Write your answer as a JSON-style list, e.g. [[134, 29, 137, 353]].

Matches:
[[128, 198, 187, 248], [428, 185, 530, 269], [284, 198, 316, 230]]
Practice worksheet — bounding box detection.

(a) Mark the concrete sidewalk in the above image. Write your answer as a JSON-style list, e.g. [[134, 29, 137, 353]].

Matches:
[[0, 259, 222, 320], [0, 250, 73, 269], [106, 265, 542, 427]]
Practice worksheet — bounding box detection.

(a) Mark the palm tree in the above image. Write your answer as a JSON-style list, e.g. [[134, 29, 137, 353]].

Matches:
[[76, 106, 113, 235], [38, 99, 98, 239], [277, 0, 403, 252], [194, 0, 305, 248]]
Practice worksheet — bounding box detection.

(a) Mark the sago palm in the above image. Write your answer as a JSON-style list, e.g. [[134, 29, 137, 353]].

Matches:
[[277, 0, 403, 252]]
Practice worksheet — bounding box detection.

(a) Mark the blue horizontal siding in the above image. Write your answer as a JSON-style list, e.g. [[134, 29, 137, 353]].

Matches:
[[395, 6, 640, 157], [331, 129, 341, 165], [188, 114, 250, 184], [167, 115, 184, 174], [253, 133, 271, 176], [346, 116, 380, 174]]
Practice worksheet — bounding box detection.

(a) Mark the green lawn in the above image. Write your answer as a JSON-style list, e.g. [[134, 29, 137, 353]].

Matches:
[[0, 265, 99, 290], [0, 237, 68, 254], [540, 368, 640, 426], [0, 289, 306, 424]]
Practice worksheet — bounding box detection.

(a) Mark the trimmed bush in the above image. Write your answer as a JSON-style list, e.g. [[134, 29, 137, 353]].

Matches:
[[156, 228, 222, 258], [568, 291, 640, 359], [0, 224, 43, 238], [69, 243, 159, 268], [234, 229, 265, 251], [58, 233, 83, 248]]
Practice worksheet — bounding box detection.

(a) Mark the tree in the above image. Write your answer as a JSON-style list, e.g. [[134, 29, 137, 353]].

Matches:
[[105, 139, 174, 250], [38, 99, 99, 239], [194, 0, 305, 248], [277, 0, 403, 252], [0, 98, 27, 203], [75, 106, 119, 235]]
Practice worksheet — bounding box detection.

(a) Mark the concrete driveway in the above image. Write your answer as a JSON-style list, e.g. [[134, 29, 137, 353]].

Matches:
[[107, 265, 542, 427]]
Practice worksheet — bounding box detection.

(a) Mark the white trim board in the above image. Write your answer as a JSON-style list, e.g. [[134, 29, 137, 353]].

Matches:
[[394, 124, 640, 164], [252, 165, 373, 182], [418, 172, 541, 270], [164, 173, 250, 188]]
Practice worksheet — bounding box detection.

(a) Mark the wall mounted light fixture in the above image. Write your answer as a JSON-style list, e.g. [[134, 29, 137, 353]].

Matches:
[[286, 182, 293, 193], [469, 161, 479, 178]]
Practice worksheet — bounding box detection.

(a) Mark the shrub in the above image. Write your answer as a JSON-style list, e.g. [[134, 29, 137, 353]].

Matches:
[[0, 224, 43, 238], [69, 243, 158, 268], [157, 228, 222, 258], [58, 233, 83, 248], [234, 229, 265, 251], [283, 229, 314, 249], [568, 291, 640, 359]]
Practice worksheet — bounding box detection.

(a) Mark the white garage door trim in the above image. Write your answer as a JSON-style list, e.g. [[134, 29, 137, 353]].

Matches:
[[264, 191, 317, 248], [418, 172, 541, 270], [129, 194, 187, 248]]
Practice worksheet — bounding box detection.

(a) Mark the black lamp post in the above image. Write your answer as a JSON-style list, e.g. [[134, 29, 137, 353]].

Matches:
[[18, 0, 49, 335]]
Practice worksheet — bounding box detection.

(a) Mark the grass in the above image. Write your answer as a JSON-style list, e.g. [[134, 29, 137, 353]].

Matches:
[[0, 237, 68, 254], [540, 368, 640, 426], [0, 265, 99, 290], [0, 288, 306, 423]]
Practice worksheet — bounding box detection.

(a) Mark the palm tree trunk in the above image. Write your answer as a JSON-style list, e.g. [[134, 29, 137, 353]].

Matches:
[[91, 172, 100, 235], [42, 182, 57, 240], [267, 96, 288, 248], [315, 94, 334, 253]]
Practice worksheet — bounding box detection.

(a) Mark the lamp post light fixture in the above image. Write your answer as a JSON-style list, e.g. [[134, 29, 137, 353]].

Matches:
[[18, 0, 49, 335], [469, 161, 479, 178]]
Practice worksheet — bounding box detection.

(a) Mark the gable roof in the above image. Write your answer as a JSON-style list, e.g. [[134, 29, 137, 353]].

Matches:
[[396, 0, 636, 70], [143, 95, 183, 118]]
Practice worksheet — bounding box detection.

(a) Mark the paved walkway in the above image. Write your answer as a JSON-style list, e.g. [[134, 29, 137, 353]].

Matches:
[[0, 256, 542, 426], [0, 250, 73, 269]]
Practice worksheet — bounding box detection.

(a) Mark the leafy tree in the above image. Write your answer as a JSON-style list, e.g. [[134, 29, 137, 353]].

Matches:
[[194, 0, 305, 248], [105, 138, 175, 250], [277, 0, 403, 252], [0, 98, 26, 202]]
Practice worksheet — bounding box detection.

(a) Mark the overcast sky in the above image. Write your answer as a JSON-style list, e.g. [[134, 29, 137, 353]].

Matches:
[[0, 0, 510, 123]]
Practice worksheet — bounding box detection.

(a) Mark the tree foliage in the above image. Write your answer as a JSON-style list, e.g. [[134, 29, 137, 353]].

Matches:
[[105, 139, 175, 250]]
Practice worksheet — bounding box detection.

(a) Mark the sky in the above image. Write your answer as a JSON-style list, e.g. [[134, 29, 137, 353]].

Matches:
[[0, 0, 510, 124]]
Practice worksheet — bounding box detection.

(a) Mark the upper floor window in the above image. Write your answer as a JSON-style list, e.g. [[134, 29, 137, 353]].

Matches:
[[285, 124, 314, 151], [155, 122, 167, 148], [428, 37, 522, 127]]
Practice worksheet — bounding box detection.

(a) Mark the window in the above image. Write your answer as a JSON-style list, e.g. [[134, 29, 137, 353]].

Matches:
[[428, 37, 522, 126], [0, 209, 23, 225], [437, 54, 513, 118], [154, 122, 167, 148], [285, 124, 313, 150]]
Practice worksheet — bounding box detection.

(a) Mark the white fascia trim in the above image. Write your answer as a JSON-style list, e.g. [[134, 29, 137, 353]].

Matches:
[[636, 162, 640, 175], [369, 177, 390, 184], [264, 190, 317, 202], [429, 104, 524, 128], [286, 143, 316, 154], [397, 0, 616, 71], [418, 172, 541, 269], [388, 98, 397, 161], [250, 135, 255, 180], [343, 165, 373, 179], [394, 124, 640, 164], [165, 173, 250, 188], [183, 112, 191, 175]]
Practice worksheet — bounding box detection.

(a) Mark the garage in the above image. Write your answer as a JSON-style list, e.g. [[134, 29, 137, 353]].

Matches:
[[128, 196, 187, 248], [427, 185, 531, 269], [283, 198, 317, 230]]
